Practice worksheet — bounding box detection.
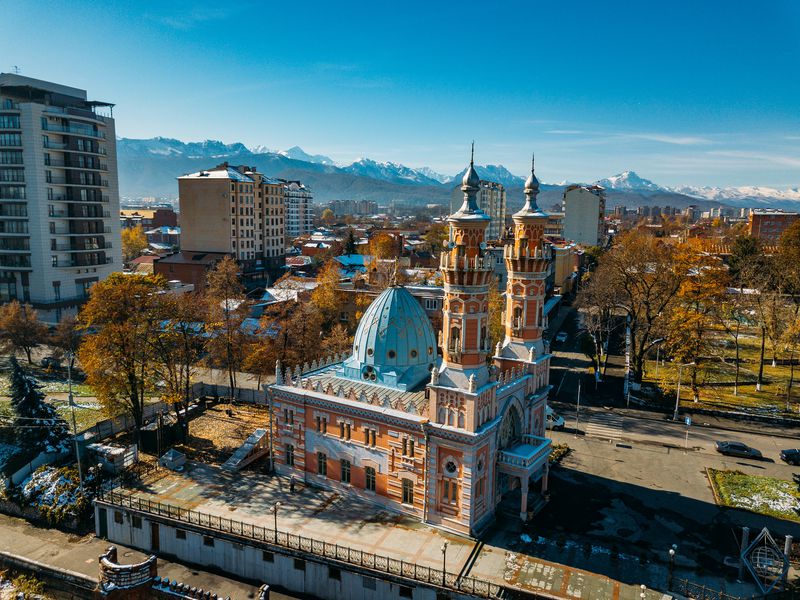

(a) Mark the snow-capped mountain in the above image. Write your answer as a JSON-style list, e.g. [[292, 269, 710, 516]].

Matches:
[[415, 167, 454, 184], [118, 137, 251, 158], [342, 158, 442, 185], [672, 185, 800, 204], [249, 144, 271, 155], [451, 164, 525, 189], [595, 171, 663, 192], [277, 146, 336, 166]]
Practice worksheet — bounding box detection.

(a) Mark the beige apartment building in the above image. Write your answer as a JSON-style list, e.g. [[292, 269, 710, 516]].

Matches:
[[0, 73, 121, 322], [561, 184, 606, 246], [178, 163, 286, 275]]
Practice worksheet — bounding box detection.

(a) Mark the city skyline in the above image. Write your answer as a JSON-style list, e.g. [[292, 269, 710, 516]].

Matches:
[[3, 0, 799, 188]]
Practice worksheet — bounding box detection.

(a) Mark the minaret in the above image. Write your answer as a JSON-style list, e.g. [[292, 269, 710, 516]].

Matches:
[[496, 154, 551, 367], [436, 145, 493, 390]]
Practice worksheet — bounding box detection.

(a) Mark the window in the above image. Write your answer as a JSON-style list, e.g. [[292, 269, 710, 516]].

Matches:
[[399, 586, 413, 598], [113, 511, 123, 524], [365, 466, 376, 492], [443, 480, 458, 504], [131, 515, 142, 529], [286, 444, 294, 466], [294, 558, 306, 571], [262, 551, 274, 562], [328, 566, 341, 581], [341, 459, 351, 484], [176, 529, 186, 540], [402, 437, 415, 457], [317, 452, 327, 477], [203, 536, 215, 547], [339, 422, 345, 439], [362, 577, 377, 590], [345, 423, 351, 440], [402, 478, 414, 505], [283, 408, 294, 425]]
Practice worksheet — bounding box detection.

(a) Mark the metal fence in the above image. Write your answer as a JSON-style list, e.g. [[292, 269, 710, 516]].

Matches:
[[97, 490, 505, 599], [671, 578, 796, 600]]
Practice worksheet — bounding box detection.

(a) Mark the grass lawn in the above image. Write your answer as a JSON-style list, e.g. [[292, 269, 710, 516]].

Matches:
[[0, 371, 95, 397], [643, 329, 800, 416], [707, 468, 800, 523]]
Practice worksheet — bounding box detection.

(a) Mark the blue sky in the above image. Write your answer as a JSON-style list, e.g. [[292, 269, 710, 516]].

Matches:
[[3, 0, 799, 187]]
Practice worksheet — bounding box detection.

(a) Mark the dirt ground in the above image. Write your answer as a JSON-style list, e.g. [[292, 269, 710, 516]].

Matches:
[[175, 401, 272, 465]]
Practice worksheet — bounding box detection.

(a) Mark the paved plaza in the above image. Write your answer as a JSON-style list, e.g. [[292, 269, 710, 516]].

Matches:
[[115, 462, 672, 599]]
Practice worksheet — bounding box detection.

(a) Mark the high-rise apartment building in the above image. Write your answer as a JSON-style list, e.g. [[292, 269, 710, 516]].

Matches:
[[561, 184, 605, 246], [450, 179, 506, 241], [178, 163, 286, 273], [284, 180, 313, 239], [748, 209, 800, 244], [0, 74, 121, 322]]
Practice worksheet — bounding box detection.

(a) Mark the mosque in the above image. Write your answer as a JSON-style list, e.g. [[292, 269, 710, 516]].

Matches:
[[269, 153, 553, 536]]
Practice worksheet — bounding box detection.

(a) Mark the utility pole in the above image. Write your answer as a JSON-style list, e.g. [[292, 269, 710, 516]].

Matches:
[[574, 378, 581, 438], [67, 352, 84, 492]]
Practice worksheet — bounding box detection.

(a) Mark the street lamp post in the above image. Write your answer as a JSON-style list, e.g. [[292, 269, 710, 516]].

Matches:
[[272, 501, 282, 543], [673, 362, 695, 421], [640, 584, 647, 600], [67, 352, 84, 492], [668, 545, 677, 590], [440, 541, 448, 586], [574, 378, 581, 438]]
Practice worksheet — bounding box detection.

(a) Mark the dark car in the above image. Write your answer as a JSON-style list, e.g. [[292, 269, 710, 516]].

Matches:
[[780, 448, 800, 465], [715, 441, 763, 459]]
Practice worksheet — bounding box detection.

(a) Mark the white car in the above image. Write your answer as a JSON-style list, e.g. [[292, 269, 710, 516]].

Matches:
[[546, 406, 565, 430], [555, 331, 568, 343]]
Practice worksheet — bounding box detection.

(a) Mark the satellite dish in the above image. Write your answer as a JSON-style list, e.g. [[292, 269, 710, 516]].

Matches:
[[479, 242, 487, 250]]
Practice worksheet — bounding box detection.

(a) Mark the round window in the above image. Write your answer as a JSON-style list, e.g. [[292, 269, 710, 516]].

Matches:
[[388, 350, 396, 359], [428, 347, 433, 355], [367, 348, 374, 356], [410, 349, 418, 358], [445, 461, 457, 474]]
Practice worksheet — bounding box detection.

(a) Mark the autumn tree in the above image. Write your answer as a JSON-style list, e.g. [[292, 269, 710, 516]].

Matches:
[[578, 231, 688, 384], [49, 314, 82, 369], [321, 324, 353, 357], [205, 256, 249, 399], [713, 289, 751, 396], [0, 300, 48, 364], [664, 251, 728, 401], [78, 273, 167, 442], [727, 235, 761, 284], [487, 276, 505, 355], [321, 208, 336, 226], [576, 271, 618, 382], [311, 259, 346, 330], [121, 225, 148, 265], [150, 292, 205, 435], [367, 232, 397, 259], [423, 223, 448, 254]]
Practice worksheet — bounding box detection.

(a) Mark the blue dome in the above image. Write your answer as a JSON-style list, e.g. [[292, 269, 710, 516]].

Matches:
[[341, 286, 437, 391]]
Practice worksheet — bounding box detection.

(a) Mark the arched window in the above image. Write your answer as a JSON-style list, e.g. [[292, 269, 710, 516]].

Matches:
[[513, 306, 523, 329], [449, 326, 461, 352], [480, 325, 487, 349]]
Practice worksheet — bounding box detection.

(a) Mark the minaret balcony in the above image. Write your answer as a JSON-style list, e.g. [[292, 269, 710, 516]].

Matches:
[[439, 253, 494, 272]]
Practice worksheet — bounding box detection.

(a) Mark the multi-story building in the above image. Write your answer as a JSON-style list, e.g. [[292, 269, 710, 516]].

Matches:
[[284, 180, 313, 239], [561, 184, 605, 246], [450, 179, 506, 241], [120, 206, 177, 229], [0, 73, 121, 322], [329, 199, 378, 217], [270, 155, 552, 535], [747, 209, 799, 244], [177, 163, 286, 275]]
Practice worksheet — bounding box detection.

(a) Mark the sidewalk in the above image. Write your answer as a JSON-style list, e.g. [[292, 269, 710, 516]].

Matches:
[[0, 513, 297, 600]]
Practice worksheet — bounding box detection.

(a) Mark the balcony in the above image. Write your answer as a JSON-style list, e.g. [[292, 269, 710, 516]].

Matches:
[[44, 105, 108, 123], [0, 256, 31, 269], [48, 210, 111, 219], [45, 158, 108, 171], [49, 194, 109, 203], [0, 209, 27, 218], [53, 242, 112, 252], [42, 124, 106, 139], [52, 227, 112, 235], [54, 256, 113, 268], [43, 141, 68, 150]]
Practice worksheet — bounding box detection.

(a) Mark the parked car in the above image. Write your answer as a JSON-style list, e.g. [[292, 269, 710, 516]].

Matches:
[[779, 448, 800, 465], [715, 441, 762, 459], [555, 331, 568, 343], [41, 356, 62, 369], [546, 406, 565, 430]]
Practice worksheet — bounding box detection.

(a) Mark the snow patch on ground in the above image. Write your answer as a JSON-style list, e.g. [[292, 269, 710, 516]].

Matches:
[[729, 489, 800, 516]]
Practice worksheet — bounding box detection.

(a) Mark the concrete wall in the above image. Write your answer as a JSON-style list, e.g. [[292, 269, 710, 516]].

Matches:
[[96, 504, 491, 600]]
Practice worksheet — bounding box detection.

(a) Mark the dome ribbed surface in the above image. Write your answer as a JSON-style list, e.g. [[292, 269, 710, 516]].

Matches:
[[341, 286, 437, 391]]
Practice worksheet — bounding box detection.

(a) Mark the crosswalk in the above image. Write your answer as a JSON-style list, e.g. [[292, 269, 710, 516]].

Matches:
[[583, 412, 625, 441]]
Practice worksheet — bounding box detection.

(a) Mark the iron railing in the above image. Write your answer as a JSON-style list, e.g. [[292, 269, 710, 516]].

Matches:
[[671, 578, 795, 600], [97, 489, 506, 599]]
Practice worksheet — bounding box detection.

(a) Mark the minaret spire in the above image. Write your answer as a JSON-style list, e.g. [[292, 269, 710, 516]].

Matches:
[[470, 140, 475, 165]]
